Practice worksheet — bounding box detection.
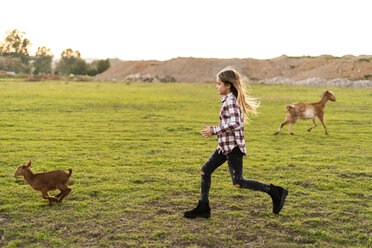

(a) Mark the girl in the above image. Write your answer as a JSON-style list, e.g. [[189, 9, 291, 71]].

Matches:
[[184, 67, 288, 218]]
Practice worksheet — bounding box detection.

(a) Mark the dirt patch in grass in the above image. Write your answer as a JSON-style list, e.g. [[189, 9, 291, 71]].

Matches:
[[0, 213, 9, 244]]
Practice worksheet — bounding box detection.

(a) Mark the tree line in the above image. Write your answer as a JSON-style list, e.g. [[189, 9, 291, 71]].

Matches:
[[0, 29, 110, 76]]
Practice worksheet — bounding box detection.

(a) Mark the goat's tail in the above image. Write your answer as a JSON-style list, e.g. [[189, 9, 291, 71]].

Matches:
[[68, 168, 72, 178]]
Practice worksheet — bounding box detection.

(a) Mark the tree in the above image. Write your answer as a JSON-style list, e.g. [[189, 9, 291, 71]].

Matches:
[[85, 59, 111, 76], [86, 67, 97, 76], [61, 48, 80, 59], [56, 48, 81, 75], [70, 59, 87, 75], [32, 46, 53, 74], [0, 56, 27, 72], [0, 29, 31, 72], [96, 59, 110, 74], [0, 29, 31, 63]]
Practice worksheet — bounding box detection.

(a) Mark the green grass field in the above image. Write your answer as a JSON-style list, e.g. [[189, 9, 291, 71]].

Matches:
[[0, 79, 371, 247]]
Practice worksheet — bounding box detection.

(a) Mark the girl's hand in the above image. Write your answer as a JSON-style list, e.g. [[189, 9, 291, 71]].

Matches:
[[200, 125, 212, 138]]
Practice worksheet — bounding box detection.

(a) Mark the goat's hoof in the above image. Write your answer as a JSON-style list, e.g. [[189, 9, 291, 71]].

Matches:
[[307, 129, 311, 132], [274, 132, 279, 135], [290, 132, 294, 135]]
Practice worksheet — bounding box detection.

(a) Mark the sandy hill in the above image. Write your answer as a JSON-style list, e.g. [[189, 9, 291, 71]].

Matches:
[[95, 55, 372, 83]]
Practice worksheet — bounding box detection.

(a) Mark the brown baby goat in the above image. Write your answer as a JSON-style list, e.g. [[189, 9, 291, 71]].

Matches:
[[14, 159, 72, 205], [274, 90, 336, 135]]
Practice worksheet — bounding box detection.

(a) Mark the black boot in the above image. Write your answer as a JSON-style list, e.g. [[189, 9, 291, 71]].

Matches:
[[184, 200, 211, 218], [268, 184, 288, 214]]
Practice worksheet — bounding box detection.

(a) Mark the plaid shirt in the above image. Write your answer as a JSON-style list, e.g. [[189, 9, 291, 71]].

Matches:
[[211, 93, 246, 155]]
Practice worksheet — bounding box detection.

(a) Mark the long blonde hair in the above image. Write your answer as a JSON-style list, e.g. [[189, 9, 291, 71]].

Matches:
[[217, 66, 259, 123]]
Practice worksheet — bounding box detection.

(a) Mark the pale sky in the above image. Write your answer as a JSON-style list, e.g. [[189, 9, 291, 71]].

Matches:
[[1, 0, 371, 61]]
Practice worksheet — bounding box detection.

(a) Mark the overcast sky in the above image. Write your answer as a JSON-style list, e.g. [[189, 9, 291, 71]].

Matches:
[[1, 0, 371, 60]]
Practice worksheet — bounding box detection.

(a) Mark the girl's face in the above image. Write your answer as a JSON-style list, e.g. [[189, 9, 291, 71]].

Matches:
[[216, 78, 230, 96]]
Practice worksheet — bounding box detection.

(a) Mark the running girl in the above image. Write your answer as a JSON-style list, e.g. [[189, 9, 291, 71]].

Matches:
[[184, 67, 288, 218]]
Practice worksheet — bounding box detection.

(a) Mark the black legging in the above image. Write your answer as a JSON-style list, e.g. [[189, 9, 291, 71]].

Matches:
[[200, 147, 271, 202]]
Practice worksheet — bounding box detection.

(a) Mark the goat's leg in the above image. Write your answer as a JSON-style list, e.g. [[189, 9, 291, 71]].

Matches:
[[57, 190, 67, 202], [41, 190, 58, 205], [55, 190, 64, 201], [274, 120, 289, 135], [57, 185, 71, 202], [58, 188, 72, 202], [308, 119, 317, 132], [287, 123, 294, 135], [57, 190, 66, 203], [319, 116, 328, 135]]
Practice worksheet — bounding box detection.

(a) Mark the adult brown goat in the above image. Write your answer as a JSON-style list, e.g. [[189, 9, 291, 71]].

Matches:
[[14, 159, 72, 205], [274, 90, 336, 135]]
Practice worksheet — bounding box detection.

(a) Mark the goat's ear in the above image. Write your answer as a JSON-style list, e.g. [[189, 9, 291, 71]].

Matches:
[[26, 159, 32, 167]]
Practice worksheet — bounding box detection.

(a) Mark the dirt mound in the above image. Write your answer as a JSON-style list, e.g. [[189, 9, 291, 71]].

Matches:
[[95, 55, 372, 84]]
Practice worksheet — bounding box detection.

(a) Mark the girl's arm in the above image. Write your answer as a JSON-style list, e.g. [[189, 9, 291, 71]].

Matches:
[[200, 125, 212, 138], [211, 99, 241, 135]]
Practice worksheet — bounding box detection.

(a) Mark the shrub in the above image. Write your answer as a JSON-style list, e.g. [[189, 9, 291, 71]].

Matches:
[[358, 58, 371, 62], [363, 74, 372, 80], [25, 74, 64, 81]]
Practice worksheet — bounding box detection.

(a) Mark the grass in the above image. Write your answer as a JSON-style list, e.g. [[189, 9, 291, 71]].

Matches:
[[0, 79, 371, 247]]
